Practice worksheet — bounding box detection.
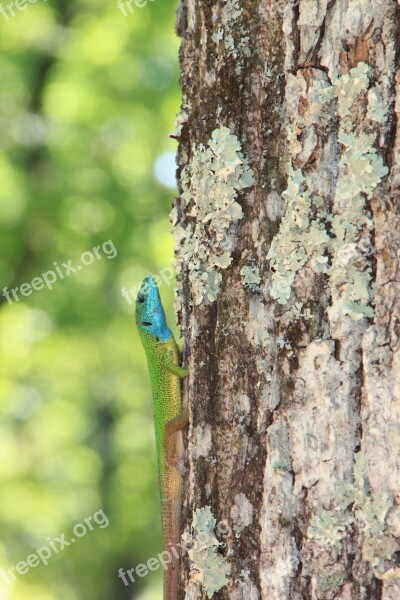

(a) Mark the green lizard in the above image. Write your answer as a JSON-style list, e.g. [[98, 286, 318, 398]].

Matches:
[[135, 275, 188, 600]]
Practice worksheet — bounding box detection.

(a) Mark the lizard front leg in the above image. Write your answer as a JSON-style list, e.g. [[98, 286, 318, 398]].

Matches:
[[162, 350, 189, 379]]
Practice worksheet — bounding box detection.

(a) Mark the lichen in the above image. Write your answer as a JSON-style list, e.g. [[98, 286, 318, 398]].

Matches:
[[307, 510, 346, 548], [172, 108, 188, 139], [240, 264, 261, 290], [320, 62, 370, 117], [173, 126, 254, 305], [230, 493, 253, 535], [211, 0, 250, 59], [267, 167, 329, 304], [271, 458, 290, 472], [192, 424, 212, 459], [246, 297, 272, 348], [318, 572, 346, 593], [377, 567, 400, 581], [267, 62, 388, 316], [321, 62, 388, 320], [367, 87, 388, 124], [308, 452, 399, 572], [342, 453, 398, 568], [182, 506, 231, 598]]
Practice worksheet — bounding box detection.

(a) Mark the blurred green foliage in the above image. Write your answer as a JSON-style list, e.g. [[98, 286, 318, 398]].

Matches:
[[0, 0, 181, 598]]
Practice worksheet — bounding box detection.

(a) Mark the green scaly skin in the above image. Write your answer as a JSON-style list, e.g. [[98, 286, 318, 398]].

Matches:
[[135, 276, 188, 600]]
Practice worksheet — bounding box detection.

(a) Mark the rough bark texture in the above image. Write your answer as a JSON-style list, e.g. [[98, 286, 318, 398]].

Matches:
[[173, 1, 400, 599]]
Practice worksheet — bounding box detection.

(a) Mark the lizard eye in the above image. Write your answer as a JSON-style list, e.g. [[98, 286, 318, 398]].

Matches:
[[137, 295, 145, 304], [142, 321, 152, 326]]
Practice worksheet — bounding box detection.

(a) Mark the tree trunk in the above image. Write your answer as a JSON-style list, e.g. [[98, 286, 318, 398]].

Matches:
[[173, 1, 400, 598]]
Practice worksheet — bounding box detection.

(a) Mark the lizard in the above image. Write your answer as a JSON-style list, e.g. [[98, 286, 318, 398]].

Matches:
[[135, 275, 189, 600]]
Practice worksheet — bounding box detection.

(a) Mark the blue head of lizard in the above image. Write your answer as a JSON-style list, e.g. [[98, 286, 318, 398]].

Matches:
[[135, 276, 172, 342]]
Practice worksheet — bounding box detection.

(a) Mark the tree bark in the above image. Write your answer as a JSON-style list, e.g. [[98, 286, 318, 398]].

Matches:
[[173, 1, 400, 598]]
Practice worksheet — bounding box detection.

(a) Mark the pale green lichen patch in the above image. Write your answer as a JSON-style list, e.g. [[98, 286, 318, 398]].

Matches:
[[318, 572, 346, 593], [182, 506, 231, 598], [240, 264, 261, 290], [267, 167, 329, 304], [335, 453, 398, 568], [367, 87, 388, 124], [321, 62, 389, 320], [336, 130, 388, 200], [267, 63, 388, 317], [211, 0, 250, 58], [328, 131, 382, 320], [307, 510, 346, 548], [307, 452, 399, 572], [320, 62, 370, 117], [173, 126, 254, 305]]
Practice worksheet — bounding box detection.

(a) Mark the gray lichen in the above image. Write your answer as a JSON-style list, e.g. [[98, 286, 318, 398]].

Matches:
[[230, 493, 253, 535], [182, 506, 231, 598], [307, 452, 399, 572], [318, 572, 346, 593], [319, 62, 370, 117], [323, 63, 388, 320], [367, 87, 388, 124], [321, 62, 388, 320], [192, 424, 212, 459], [267, 62, 388, 319], [173, 126, 254, 305], [267, 167, 329, 304], [211, 0, 250, 59], [307, 510, 346, 549], [240, 264, 261, 290]]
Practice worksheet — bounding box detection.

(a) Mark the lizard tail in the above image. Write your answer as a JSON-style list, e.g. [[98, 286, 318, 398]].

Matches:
[[162, 471, 182, 600]]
